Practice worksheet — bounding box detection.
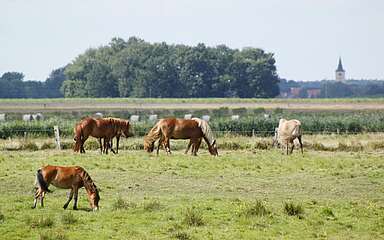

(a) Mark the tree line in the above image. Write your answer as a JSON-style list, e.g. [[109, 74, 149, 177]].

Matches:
[[0, 37, 280, 98]]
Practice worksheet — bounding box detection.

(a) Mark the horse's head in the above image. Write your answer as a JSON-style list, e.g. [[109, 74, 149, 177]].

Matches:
[[208, 139, 218, 156], [121, 121, 134, 138], [143, 138, 155, 153], [87, 185, 100, 211]]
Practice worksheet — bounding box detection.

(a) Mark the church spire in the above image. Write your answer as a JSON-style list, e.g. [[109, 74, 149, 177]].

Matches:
[[335, 57, 346, 81], [336, 57, 345, 72]]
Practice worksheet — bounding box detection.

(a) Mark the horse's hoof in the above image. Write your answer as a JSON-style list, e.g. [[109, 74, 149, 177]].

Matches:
[[63, 205, 68, 209], [73, 207, 78, 210]]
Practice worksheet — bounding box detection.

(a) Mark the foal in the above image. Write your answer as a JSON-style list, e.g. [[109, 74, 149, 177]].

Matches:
[[32, 165, 100, 211]]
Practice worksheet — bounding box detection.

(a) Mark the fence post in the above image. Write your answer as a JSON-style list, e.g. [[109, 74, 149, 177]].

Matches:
[[252, 129, 255, 138], [54, 126, 61, 150]]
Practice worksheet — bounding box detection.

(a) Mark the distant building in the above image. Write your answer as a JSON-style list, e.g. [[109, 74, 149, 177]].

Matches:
[[290, 87, 301, 97], [335, 57, 346, 81], [306, 88, 321, 98]]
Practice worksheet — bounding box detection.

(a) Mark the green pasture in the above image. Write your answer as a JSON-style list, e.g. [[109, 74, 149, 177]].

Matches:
[[0, 145, 383, 239], [1, 97, 384, 105]]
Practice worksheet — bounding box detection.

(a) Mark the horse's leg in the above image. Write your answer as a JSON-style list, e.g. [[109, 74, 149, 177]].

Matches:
[[40, 191, 46, 207], [32, 188, 41, 209], [157, 136, 163, 155], [286, 140, 289, 155], [194, 138, 202, 156], [290, 140, 295, 154], [99, 138, 103, 154], [110, 138, 116, 154], [73, 188, 79, 210], [298, 136, 303, 155], [166, 138, 171, 154], [81, 136, 88, 154], [63, 188, 74, 209], [116, 136, 120, 154], [185, 140, 193, 154]]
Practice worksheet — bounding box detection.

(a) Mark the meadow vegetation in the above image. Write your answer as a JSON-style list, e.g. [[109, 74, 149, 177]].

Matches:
[[0, 146, 383, 239]]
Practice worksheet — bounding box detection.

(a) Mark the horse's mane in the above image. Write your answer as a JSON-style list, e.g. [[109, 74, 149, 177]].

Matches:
[[192, 118, 215, 145], [81, 169, 98, 193], [144, 120, 162, 149]]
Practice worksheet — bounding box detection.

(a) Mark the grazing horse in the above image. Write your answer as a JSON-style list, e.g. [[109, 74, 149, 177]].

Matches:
[[272, 118, 303, 155], [73, 117, 132, 154], [144, 118, 218, 156], [32, 165, 100, 211]]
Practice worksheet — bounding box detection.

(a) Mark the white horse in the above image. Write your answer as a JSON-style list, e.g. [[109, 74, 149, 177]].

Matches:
[[273, 118, 303, 155]]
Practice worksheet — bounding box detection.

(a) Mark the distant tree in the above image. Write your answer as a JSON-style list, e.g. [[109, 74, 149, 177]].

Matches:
[[45, 67, 67, 97]]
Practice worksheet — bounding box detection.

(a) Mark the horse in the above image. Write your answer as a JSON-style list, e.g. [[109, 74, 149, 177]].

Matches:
[[272, 118, 303, 155], [144, 118, 218, 156], [32, 165, 100, 211], [73, 117, 132, 154]]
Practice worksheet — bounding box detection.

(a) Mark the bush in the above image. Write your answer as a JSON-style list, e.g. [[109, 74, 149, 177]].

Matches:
[[284, 202, 304, 218], [182, 207, 204, 226], [21, 142, 39, 151], [241, 200, 270, 217]]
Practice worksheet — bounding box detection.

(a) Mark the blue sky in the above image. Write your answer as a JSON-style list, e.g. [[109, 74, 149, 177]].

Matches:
[[1, 0, 383, 81]]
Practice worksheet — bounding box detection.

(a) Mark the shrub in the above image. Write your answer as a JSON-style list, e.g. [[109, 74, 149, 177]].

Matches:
[[21, 142, 39, 151], [182, 207, 204, 227], [284, 202, 304, 218], [241, 200, 270, 217]]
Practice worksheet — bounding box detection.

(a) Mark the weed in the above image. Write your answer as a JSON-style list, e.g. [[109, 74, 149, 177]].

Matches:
[[39, 231, 67, 240], [182, 207, 204, 227], [21, 141, 39, 151], [41, 142, 55, 150], [143, 199, 161, 211], [241, 200, 270, 217], [29, 215, 54, 228], [171, 231, 191, 240], [321, 207, 336, 220], [61, 212, 77, 225], [0, 210, 4, 223], [284, 202, 304, 218], [113, 197, 137, 210]]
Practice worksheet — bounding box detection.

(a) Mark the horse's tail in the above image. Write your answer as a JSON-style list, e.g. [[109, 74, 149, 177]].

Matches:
[[36, 169, 51, 193], [144, 121, 162, 151]]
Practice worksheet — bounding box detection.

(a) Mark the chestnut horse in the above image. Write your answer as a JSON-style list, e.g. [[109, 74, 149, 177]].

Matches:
[[32, 165, 100, 211], [73, 117, 132, 154], [144, 118, 218, 156]]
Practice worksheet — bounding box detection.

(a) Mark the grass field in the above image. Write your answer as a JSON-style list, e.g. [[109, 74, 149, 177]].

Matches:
[[0, 144, 383, 239], [1, 98, 384, 112]]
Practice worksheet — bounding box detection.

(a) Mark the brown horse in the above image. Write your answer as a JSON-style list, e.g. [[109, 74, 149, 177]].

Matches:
[[73, 117, 132, 154], [144, 118, 218, 156], [32, 165, 100, 211]]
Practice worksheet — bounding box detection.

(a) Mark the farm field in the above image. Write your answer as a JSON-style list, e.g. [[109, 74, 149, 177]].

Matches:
[[1, 98, 384, 112], [0, 146, 383, 239]]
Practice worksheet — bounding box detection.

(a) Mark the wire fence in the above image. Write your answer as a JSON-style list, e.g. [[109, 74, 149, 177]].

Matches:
[[4, 128, 382, 139]]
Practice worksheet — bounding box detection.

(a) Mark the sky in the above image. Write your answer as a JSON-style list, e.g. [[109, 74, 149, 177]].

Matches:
[[1, 0, 383, 81]]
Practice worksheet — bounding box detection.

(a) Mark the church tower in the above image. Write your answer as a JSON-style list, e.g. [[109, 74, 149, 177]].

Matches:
[[335, 57, 345, 81]]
